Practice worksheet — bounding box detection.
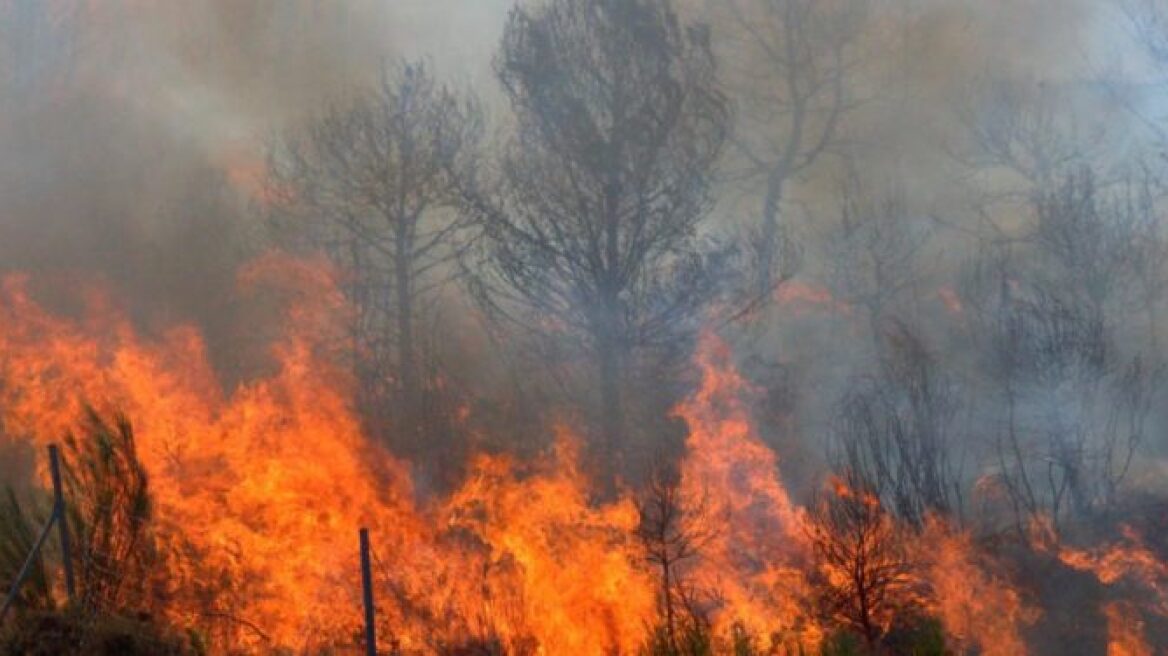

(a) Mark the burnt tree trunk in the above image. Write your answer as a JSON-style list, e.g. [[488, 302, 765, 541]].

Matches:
[[395, 228, 419, 425], [597, 316, 625, 474]]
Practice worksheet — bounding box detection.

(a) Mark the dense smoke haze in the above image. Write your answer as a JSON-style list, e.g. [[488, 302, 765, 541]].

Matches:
[[0, 1, 1149, 329], [2, 1, 1168, 654]]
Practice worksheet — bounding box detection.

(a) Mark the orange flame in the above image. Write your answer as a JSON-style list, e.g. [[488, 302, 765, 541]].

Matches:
[[937, 285, 964, 316], [916, 518, 1038, 655], [676, 333, 820, 649], [1031, 518, 1168, 655], [774, 281, 851, 316], [0, 255, 1154, 653], [1105, 602, 1152, 656]]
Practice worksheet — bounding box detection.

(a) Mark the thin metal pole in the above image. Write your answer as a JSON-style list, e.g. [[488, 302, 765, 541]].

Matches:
[[0, 511, 57, 624], [48, 445, 74, 600], [359, 528, 376, 656]]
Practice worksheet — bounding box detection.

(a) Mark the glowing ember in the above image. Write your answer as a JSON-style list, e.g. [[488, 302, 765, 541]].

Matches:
[[774, 281, 852, 316]]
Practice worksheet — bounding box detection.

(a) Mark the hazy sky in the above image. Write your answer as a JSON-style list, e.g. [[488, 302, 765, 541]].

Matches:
[[52, 0, 1141, 205]]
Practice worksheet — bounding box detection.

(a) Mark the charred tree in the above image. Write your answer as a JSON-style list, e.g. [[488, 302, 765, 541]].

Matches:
[[267, 59, 482, 455], [636, 463, 714, 653], [807, 472, 914, 651], [952, 76, 1111, 195], [462, 0, 730, 471], [716, 0, 867, 301], [831, 322, 964, 529], [960, 171, 1163, 533], [822, 172, 932, 349]]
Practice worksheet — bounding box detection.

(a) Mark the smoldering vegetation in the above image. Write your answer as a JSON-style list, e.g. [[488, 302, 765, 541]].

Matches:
[[0, 0, 1167, 654]]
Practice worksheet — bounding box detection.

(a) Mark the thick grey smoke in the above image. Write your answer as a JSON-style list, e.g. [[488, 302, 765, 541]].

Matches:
[[0, 0, 1132, 302], [0, 1, 511, 377], [3, 5, 1168, 649], [0, 0, 1160, 471]]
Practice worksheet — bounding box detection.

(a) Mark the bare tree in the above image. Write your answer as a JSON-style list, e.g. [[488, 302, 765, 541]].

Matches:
[[952, 77, 1111, 195], [831, 322, 964, 530], [821, 173, 932, 348], [1032, 171, 1139, 313], [813, 172, 963, 533], [807, 471, 914, 651], [1114, 170, 1168, 352], [1124, 0, 1168, 65], [267, 59, 482, 451], [462, 0, 731, 467], [960, 171, 1163, 533], [714, 0, 868, 299], [636, 462, 715, 653]]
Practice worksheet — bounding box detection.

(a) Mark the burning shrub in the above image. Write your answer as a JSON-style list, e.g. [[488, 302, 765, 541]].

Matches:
[[807, 473, 917, 651], [0, 407, 209, 654], [0, 487, 52, 614], [637, 461, 716, 655], [0, 408, 157, 620], [821, 620, 948, 656], [0, 263, 1155, 653], [58, 407, 155, 614], [639, 621, 714, 656]]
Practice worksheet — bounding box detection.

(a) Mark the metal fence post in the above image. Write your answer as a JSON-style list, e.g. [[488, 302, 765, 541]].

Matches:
[[48, 444, 74, 600], [0, 508, 57, 623], [360, 528, 376, 656], [0, 444, 75, 624]]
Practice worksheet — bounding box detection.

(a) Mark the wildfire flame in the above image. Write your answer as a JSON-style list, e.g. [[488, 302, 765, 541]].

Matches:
[[915, 519, 1038, 655], [1031, 518, 1168, 656], [0, 254, 1158, 653]]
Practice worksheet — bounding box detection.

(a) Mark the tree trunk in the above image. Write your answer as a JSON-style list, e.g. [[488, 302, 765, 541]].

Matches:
[[395, 237, 418, 426], [599, 172, 625, 478], [598, 331, 624, 471], [758, 170, 786, 299], [661, 554, 676, 651]]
